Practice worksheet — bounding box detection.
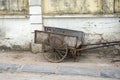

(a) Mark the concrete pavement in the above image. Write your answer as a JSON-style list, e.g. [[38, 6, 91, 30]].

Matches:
[[0, 72, 119, 80], [0, 63, 120, 79], [0, 51, 120, 79]]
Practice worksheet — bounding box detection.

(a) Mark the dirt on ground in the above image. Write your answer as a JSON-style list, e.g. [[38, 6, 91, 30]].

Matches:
[[0, 49, 120, 69]]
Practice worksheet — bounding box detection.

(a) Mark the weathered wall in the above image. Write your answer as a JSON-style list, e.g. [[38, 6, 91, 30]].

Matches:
[[43, 0, 120, 44], [43, 0, 120, 14], [0, 18, 31, 50], [0, 0, 120, 52], [44, 17, 120, 44], [0, 0, 43, 52], [29, 0, 43, 53], [0, 0, 29, 15]]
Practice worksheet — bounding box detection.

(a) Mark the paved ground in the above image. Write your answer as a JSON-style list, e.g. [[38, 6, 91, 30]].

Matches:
[[0, 72, 119, 80], [0, 51, 119, 68], [0, 51, 120, 79]]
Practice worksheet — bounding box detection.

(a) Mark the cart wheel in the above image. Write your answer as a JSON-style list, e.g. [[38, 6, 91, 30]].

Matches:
[[43, 36, 68, 63]]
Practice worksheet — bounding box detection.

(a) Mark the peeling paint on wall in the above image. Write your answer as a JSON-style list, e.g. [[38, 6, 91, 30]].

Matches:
[[0, 0, 29, 15], [102, 0, 114, 13], [0, 0, 43, 52], [115, 0, 120, 13], [0, 22, 5, 37], [44, 17, 120, 44], [43, 0, 102, 14], [0, 28, 5, 37], [43, 0, 120, 15]]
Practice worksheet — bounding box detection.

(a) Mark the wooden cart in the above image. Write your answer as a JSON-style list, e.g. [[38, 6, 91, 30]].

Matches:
[[35, 30, 120, 63]]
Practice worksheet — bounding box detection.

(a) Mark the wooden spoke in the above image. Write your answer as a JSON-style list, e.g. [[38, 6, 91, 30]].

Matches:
[[43, 36, 68, 63]]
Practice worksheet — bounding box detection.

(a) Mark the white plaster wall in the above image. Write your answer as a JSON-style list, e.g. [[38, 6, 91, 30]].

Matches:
[[0, 18, 31, 50], [0, 0, 43, 51], [0, 0, 120, 52], [29, 0, 43, 53], [44, 17, 120, 44]]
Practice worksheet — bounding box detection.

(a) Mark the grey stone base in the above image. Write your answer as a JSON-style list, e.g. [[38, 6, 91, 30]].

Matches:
[[0, 63, 120, 79]]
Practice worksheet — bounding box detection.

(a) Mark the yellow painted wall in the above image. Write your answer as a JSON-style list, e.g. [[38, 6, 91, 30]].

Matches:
[[43, 0, 120, 15], [0, 0, 29, 15], [115, 0, 120, 13]]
